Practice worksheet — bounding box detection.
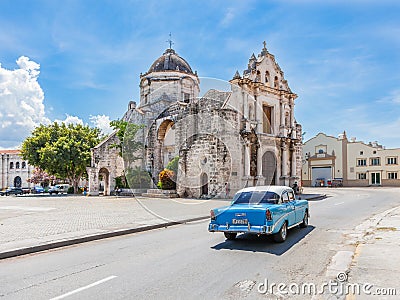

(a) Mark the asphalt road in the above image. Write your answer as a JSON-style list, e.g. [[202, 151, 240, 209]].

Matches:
[[0, 188, 399, 299]]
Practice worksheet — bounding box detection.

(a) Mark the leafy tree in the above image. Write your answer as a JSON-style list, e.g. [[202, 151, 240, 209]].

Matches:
[[27, 167, 56, 186], [21, 122, 101, 193], [109, 119, 144, 158]]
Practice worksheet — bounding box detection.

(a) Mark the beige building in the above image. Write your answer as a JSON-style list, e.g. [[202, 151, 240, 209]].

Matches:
[[0, 150, 33, 189], [302, 132, 400, 187]]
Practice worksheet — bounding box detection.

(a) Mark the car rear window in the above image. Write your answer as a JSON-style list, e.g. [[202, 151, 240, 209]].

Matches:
[[232, 191, 280, 205]]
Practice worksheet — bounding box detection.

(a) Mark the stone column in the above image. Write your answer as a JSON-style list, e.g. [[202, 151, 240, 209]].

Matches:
[[244, 144, 251, 177], [281, 141, 288, 185], [244, 93, 249, 131], [87, 167, 99, 196], [6, 155, 9, 187], [291, 146, 297, 178]]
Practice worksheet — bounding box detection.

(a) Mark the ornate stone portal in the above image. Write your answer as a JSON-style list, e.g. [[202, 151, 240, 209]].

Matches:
[[88, 42, 302, 197]]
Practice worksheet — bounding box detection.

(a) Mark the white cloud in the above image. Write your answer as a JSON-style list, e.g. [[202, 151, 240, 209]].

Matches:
[[377, 89, 400, 105], [0, 56, 50, 148], [90, 114, 113, 135], [55, 114, 84, 125]]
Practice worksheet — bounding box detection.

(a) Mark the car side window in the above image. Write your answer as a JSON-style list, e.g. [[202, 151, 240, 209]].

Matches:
[[282, 192, 289, 203], [288, 191, 295, 201]]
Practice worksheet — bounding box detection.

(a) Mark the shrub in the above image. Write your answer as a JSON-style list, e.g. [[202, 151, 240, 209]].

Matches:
[[67, 186, 74, 194], [159, 169, 176, 190]]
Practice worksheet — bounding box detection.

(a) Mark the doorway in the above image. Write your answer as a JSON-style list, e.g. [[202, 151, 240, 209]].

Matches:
[[371, 172, 381, 185], [201, 173, 208, 196]]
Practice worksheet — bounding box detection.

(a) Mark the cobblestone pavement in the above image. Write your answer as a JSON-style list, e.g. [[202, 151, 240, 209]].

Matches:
[[0, 194, 228, 254]]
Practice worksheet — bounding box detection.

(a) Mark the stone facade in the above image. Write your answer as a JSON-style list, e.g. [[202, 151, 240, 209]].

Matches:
[[88, 42, 302, 197], [302, 132, 400, 187], [0, 150, 33, 189]]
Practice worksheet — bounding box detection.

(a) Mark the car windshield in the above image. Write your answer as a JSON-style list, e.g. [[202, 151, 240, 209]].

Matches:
[[232, 191, 280, 205]]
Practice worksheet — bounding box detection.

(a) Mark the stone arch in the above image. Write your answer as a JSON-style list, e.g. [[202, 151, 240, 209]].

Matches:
[[274, 75, 279, 88], [157, 119, 176, 170], [265, 71, 270, 84], [262, 151, 277, 185], [14, 176, 22, 188], [98, 167, 110, 196]]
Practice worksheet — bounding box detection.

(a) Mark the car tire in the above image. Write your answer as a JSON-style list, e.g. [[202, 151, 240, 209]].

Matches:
[[274, 222, 287, 243], [300, 211, 309, 228], [224, 232, 237, 240]]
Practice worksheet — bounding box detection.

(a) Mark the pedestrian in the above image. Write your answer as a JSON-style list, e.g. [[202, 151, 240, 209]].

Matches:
[[225, 182, 230, 198]]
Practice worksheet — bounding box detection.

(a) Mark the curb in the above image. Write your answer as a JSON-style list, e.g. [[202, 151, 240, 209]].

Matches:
[[300, 194, 327, 201], [0, 215, 209, 260]]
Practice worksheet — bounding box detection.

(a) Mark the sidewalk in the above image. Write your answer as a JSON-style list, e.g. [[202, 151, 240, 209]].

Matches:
[[0, 195, 229, 259], [0, 192, 325, 260], [346, 206, 400, 299]]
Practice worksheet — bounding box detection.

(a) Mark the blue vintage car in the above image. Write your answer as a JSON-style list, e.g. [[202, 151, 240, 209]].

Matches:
[[209, 186, 309, 242]]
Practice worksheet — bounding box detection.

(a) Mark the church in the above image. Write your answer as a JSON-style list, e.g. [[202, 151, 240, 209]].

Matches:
[[87, 42, 302, 197]]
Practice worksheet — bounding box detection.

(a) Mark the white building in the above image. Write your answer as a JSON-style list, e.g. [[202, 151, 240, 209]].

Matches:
[[0, 150, 33, 189], [302, 132, 400, 187]]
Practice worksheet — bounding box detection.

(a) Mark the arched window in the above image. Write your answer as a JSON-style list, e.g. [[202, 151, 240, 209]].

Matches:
[[274, 76, 279, 88], [265, 71, 270, 83], [255, 70, 261, 82], [10, 162, 14, 169], [16, 162, 20, 169], [22, 162, 26, 169]]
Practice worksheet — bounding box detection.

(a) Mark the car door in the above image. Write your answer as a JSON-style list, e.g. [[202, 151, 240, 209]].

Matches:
[[288, 190, 303, 223], [282, 191, 296, 226]]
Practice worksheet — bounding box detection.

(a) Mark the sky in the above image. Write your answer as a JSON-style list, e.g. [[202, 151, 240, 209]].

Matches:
[[0, 0, 399, 149]]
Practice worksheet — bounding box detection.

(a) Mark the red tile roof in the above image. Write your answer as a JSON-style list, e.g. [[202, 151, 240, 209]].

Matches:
[[0, 149, 21, 155]]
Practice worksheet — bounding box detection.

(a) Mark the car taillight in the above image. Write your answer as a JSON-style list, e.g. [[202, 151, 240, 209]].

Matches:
[[266, 209, 272, 221], [210, 210, 216, 221]]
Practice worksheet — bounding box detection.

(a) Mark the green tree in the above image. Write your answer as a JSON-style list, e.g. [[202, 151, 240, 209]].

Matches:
[[109, 119, 144, 158], [21, 122, 101, 193]]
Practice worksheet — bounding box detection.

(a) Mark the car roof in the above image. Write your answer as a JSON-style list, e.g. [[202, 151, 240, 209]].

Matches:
[[236, 185, 293, 195]]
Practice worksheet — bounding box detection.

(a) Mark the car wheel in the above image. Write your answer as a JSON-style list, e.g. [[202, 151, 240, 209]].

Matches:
[[224, 232, 237, 240], [274, 222, 287, 243], [300, 211, 309, 228]]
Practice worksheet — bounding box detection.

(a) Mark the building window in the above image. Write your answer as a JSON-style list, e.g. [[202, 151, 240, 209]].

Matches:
[[265, 71, 270, 83], [387, 157, 397, 165], [358, 173, 367, 180], [262, 105, 272, 134], [22, 162, 26, 169], [318, 149, 324, 154], [360, 151, 363, 155], [16, 162, 20, 169], [357, 159, 367, 166], [10, 162, 13, 169], [370, 157, 380, 166], [373, 150, 377, 154], [183, 92, 190, 103], [274, 76, 279, 88], [388, 172, 398, 180]]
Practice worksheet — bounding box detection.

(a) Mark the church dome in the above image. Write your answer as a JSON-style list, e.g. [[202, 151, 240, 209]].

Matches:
[[148, 48, 194, 74]]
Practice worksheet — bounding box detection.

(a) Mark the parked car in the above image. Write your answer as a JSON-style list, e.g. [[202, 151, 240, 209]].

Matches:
[[208, 186, 309, 243], [0, 187, 24, 196], [31, 186, 45, 194], [49, 184, 70, 195]]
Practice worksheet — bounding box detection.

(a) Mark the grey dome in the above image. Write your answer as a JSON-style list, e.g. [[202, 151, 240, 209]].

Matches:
[[148, 48, 194, 74]]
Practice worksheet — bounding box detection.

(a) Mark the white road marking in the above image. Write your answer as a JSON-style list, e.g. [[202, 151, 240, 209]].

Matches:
[[334, 202, 344, 206], [49, 275, 117, 300]]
